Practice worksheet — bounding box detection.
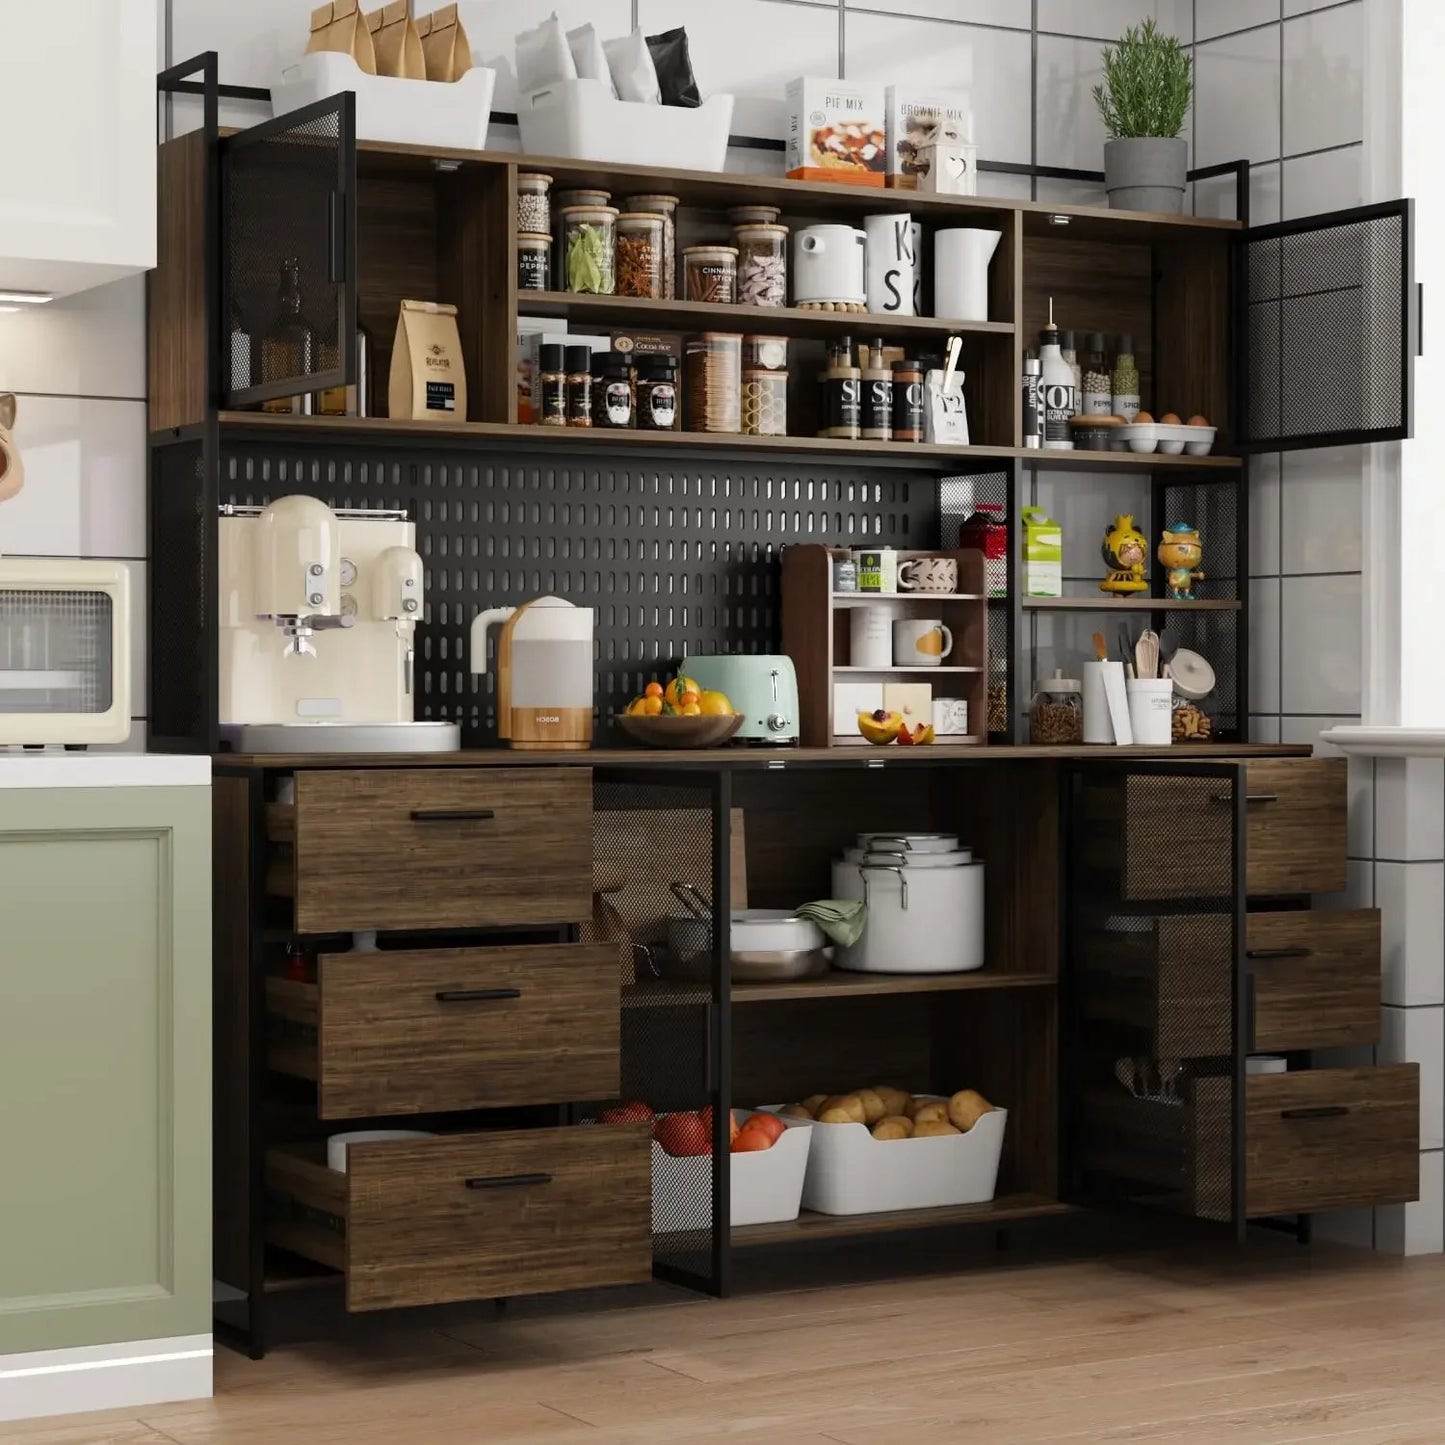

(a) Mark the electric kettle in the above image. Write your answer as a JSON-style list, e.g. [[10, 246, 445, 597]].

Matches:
[[470, 595, 594, 749]]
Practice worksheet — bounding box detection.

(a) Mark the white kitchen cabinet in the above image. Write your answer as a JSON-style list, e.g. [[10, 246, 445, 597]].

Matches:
[[0, 0, 156, 297]]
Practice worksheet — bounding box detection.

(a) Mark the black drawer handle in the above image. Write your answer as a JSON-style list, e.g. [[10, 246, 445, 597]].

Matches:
[[435, 988, 521, 1003], [410, 809, 496, 823], [1247, 947, 1314, 961], [1210, 793, 1279, 805], [465, 1173, 552, 1190], [1280, 1105, 1349, 1121]]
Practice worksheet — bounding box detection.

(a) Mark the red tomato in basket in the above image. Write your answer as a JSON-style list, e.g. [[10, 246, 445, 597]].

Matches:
[[654, 1112, 711, 1156], [598, 1100, 654, 1124]]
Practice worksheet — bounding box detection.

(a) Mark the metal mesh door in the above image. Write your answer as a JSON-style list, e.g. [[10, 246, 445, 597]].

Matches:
[[222, 94, 356, 410], [591, 771, 730, 1295], [1065, 762, 1246, 1228], [1243, 200, 1414, 450]]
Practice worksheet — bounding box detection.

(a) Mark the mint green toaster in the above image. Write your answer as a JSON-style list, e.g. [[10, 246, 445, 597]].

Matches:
[[682, 654, 800, 742]]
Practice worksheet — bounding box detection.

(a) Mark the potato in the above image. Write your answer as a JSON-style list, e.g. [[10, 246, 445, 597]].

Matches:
[[818, 1107, 857, 1124], [912, 1101, 949, 1127], [817, 1093, 865, 1125], [780, 1103, 814, 1120], [855, 1088, 887, 1125], [947, 1089, 994, 1133], [872, 1085, 911, 1117], [871, 1114, 914, 1140], [867, 1115, 913, 1138], [913, 1119, 962, 1138], [802, 1094, 829, 1115]]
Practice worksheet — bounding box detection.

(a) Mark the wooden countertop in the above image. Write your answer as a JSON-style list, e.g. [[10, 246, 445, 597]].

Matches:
[[214, 743, 1312, 770]]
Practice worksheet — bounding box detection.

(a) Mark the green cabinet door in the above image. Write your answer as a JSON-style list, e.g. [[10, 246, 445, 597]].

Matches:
[[0, 785, 210, 1353]]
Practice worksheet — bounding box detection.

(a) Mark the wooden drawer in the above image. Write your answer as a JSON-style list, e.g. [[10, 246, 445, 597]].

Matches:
[[1081, 1064, 1418, 1221], [285, 768, 591, 933], [266, 1123, 652, 1312], [1080, 758, 1346, 901], [266, 943, 620, 1119], [1248, 909, 1381, 1053], [1245, 1065, 1418, 1217]]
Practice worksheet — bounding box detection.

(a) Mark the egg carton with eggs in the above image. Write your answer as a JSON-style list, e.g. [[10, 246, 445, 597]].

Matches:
[[1116, 411, 1216, 457]]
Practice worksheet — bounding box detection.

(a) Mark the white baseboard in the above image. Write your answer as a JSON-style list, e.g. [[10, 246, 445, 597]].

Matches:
[[0, 1334, 211, 1423]]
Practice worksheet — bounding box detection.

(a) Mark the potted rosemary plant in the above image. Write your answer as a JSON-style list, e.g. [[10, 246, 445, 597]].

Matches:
[[1093, 19, 1193, 213]]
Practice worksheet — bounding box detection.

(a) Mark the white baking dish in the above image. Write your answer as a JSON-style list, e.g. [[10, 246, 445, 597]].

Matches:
[[766, 1097, 1006, 1215], [275, 51, 496, 150], [651, 1110, 813, 1230]]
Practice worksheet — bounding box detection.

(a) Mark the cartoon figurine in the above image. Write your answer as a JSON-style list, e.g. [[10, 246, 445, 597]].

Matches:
[[1158, 523, 1205, 600], [1100, 513, 1149, 595]]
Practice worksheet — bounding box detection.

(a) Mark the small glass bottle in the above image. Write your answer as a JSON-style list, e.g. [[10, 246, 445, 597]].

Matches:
[[1112, 333, 1141, 422], [862, 337, 893, 441], [818, 336, 862, 441], [565, 344, 593, 428], [538, 343, 567, 427], [592, 351, 635, 428], [891, 357, 924, 442], [636, 355, 679, 431], [1082, 332, 1112, 415], [260, 257, 315, 415], [1059, 329, 1081, 400]]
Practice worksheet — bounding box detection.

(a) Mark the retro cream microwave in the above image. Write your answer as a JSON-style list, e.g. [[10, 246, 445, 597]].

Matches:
[[0, 557, 131, 746]]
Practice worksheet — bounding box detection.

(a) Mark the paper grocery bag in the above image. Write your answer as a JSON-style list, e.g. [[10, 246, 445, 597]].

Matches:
[[389, 300, 467, 421], [366, 1, 425, 80], [416, 3, 472, 82], [307, 0, 378, 76]]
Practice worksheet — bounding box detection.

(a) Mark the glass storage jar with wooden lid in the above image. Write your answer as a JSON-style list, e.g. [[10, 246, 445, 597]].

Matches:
[[561, 206, 618, 294], [615, 213, 666, 298], [516, 172, 553, 236], [1029, 670, 1083, 744], [623, 193, 679, 298], [684, 245, 738, 305], [734, 223, 789, 307]]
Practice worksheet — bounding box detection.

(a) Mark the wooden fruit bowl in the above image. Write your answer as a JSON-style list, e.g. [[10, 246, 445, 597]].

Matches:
[[614, 713, 744, 749]]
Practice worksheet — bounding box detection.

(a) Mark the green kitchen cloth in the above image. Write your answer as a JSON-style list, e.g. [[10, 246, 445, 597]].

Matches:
[[797, 899, 867, 947]]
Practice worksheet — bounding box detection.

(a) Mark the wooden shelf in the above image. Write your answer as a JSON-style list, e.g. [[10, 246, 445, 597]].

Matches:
[[832, 592, 986, 601], [211, 415, 1242, 473], [731, 1192, 1074, 1247], [833, 665, 983, 674], [1023, 448, 1239, 471], [518, 291, 1014, 341], [1020, 596, 1241, 612], [624, 968, 1055, 1008]]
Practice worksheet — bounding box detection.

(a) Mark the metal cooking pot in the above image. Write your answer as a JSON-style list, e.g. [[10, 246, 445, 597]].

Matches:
[[855, 831, 960, 854], [831, 856, 984, 974], [662, 883, 828, 982]]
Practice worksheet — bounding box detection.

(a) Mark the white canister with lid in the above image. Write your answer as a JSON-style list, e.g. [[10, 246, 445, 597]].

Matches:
[[793, 225, 867, 308], [1126, 677, 1174, 745]]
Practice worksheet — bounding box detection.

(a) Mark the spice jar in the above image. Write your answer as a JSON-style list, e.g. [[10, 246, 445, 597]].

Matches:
[[1081, 332, 1111, 415], [565, 344, 594, 428], [553, 188, 610, 287], [729, 204, 781, 228], [517, 234, 551, 292], [1111, 333, 1141, 422], [516, 172, 553, 236], [891, 357, 924, 442], [686, 332, 742, 433], [538, 342, 566, 427], [1029, 670, 1084, 745], [684, 245, 738, 305], [561, 205, 618, 294], [636, 355, 679, 431], [615, 212, 665, 298], [734, 224, 788, 307], [592, 351, 634, 428], [624, 193, 678, 298]]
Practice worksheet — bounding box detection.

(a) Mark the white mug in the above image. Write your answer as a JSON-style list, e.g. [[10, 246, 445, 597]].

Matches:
[[933, 227, 1002, 322], [850, 606, 893, 668], [910, 222, 924, 316], [893, 618, 953, 666], [853, 547, 898, 593], [864, 213, 915, 316], [898, 556, 958, 593]]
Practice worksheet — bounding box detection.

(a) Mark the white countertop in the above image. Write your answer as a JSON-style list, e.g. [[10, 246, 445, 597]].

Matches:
[[0, 754, 211, 788]]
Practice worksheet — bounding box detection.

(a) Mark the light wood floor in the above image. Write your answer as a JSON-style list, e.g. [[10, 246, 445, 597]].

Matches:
[[10, 1228, 1445, 1445]]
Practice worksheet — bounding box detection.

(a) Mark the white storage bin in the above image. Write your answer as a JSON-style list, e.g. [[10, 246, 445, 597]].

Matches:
[[651, 1110, 812, 1231], [518, 78, 734, 172], [775, 1097, 1006, 1215], [275, 51, 496, 151]]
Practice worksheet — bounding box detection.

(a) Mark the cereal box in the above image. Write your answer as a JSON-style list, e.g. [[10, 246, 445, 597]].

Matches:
[[786, 77, 887, 187]]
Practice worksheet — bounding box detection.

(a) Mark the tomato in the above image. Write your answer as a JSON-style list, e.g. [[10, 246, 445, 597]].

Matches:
[[731, 1127, 773, 1152], [698, 1104, 742, 1143], [739, 1112, 785, 1144], [654, 1112, 711, 1156], [598, 1100, 653, 1124]]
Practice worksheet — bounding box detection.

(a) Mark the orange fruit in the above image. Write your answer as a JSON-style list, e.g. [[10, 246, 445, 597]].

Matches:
[[731, 1128, 772, 1153], [741, 1112, 785, 1144], [642, 696, 664, 716], [665, 675, 701, 707], [698, 689, 734, 716], [680, 690, 700, 707], [626, 698, 647, 716], [644, 681, 664, 699], [680, 702, 702, 717]]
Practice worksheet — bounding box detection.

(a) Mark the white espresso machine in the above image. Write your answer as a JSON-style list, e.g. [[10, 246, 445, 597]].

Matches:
[[218, 495, 459, 752]]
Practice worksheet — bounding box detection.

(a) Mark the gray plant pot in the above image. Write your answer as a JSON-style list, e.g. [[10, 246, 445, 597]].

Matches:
[[1104, 137, 1188, 214]]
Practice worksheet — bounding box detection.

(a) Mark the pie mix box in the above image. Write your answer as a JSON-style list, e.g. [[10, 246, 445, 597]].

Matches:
[[785, 78, 887, 187], [885, 85, 975, 189]]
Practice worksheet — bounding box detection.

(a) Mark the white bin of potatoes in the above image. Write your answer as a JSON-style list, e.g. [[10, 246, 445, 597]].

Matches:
[[766, 1088, 1005, 1215]]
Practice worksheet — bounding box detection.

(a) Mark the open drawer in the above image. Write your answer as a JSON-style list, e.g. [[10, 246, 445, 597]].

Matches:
[[266, 1123, 652, 1311], [267, 768, 593, 933], [1079, 1065, 1419, 1222], [266, 943, 620, 1119]]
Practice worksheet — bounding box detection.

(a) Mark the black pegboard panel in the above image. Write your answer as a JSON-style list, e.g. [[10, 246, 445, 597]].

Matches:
[[220, 437, 938, 743]]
